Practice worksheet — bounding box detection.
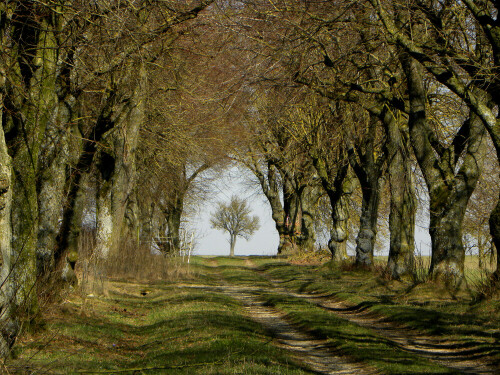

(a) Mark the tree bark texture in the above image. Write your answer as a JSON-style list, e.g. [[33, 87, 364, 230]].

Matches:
[[348, 115, 386, 267], [403, 54, 485, 285], [0, 63, 19, 358], [7, 12, 59, 313], [95, 61, 146, 259], [383, 109, 416, 279], [36, 97, 74, 277]]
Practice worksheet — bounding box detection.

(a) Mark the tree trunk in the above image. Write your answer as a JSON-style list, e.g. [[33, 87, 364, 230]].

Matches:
[[403, 54, 485, 285], [36, 97, 74, 277], [248, 160, 292, 255], [355, 176, 381, 266], [229, 234, 236, 257], [384, 110, 416, 279], [328, 174, 353, 261], [9, 15, 58, 314], [59, 173, 87, 286], [0, 76, 19, 358], [490, 194, 500, 278], [296, 185, 321, 252], [311, 154, 351, 261], [166, 199, 183, 253], [348, 115, 385, 267], [94, 61, 146, 259]]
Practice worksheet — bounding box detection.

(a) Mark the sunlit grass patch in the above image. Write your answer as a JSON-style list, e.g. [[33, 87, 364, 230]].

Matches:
[[8, 281, 313, 374], [264, 293, 456, 374], [260, 258, 500, 368]]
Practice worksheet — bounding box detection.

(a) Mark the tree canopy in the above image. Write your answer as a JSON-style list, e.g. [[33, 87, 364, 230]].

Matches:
[[210, 196, 260, 257]]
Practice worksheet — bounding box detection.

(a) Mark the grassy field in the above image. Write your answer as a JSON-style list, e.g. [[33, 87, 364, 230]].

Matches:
[[6, 256, 500, 374]]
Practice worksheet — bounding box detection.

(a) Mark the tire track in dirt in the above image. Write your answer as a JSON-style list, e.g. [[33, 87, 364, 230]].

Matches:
[[220, 285, 380, 375], [177, 280, 379, 374], [284, 290, 498, 374], [250, 263, 499, 374]]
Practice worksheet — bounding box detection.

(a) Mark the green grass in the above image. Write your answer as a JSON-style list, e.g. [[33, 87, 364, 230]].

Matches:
[[264, 293, 456, 374], [8, 276, 313, 374], [258, 258, 500, 367], [8, 255, 500, 373]]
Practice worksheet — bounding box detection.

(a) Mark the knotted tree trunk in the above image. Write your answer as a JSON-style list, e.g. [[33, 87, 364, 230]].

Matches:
[[403, 54, 486, 286], [348, 115, 386, 267], [383, 109, 416, 279]]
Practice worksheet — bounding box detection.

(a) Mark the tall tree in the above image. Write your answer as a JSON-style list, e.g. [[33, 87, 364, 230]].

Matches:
[[368, 0, 500, 279]]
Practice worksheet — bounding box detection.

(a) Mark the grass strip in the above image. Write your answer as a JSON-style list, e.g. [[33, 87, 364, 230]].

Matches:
[[265, 292, 457, 374]]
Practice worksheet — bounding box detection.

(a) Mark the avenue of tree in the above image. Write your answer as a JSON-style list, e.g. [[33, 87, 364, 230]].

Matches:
[[0, 0, 499, 359]]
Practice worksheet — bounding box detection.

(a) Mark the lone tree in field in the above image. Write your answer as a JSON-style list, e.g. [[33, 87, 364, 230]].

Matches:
[[211, 196, 260, 257]]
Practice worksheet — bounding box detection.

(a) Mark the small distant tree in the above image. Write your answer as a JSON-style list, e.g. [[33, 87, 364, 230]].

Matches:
[[210, 196, 260, 257]]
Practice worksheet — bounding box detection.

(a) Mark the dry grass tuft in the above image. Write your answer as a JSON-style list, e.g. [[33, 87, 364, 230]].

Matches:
[[76, 231, 195, 295]]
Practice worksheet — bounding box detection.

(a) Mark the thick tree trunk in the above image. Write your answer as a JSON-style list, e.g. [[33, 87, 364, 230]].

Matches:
[[96, 177, 114, 259], [348, 115, 385, 267], [328, 175, 353, 261], [296, 185, 321, 252], [55, 92, 119, 273], [0, 82, 19, 358], [384, 111, 416, 279], [59, 173, 87, 286], [355, 177, 381, 266], [94, 61, 145, 259], [166, 200, 183, 253], [36, 98, 74, 277], [403, 54, 485, 285], [9, 17, 58, 314]]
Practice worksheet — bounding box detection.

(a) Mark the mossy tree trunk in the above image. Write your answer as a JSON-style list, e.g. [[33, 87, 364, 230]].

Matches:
[[6, 7, 59, 314], [402, 54, 486, 286], [382, 108, 417, 279], [0, 33, 19, 356], [348, 115, 386, 267], [95, 61, 146, 259], [36, 96, 75, 278]]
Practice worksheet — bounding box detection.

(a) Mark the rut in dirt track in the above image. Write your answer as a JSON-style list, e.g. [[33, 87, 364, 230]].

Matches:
[[179, 283, 378, 375], [259, 272, 499, 375], [221, 285, 380, 375]]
